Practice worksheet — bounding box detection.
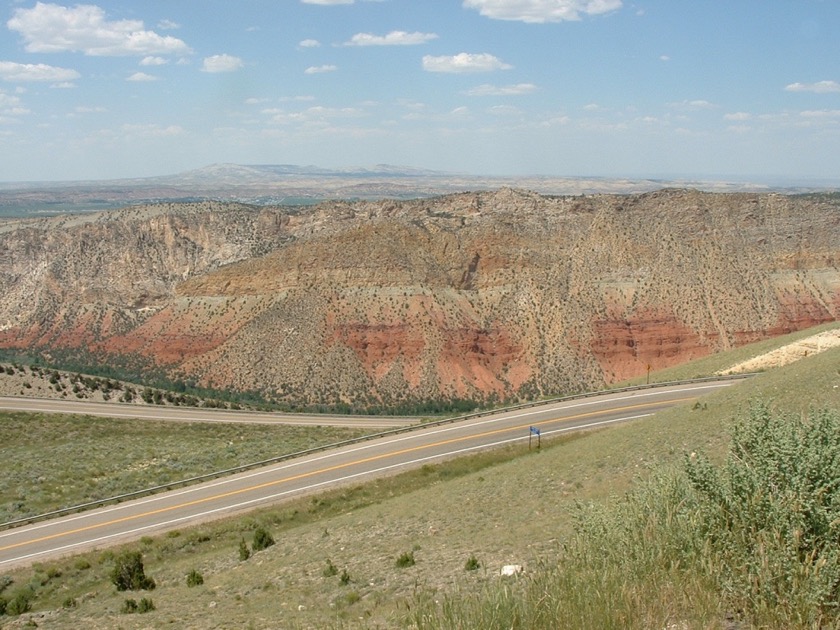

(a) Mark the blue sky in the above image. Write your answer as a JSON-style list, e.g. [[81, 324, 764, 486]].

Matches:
[[0, 0, 838, 183]]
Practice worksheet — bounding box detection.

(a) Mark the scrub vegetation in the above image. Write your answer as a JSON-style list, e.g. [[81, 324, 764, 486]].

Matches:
[[0, 333, 837, 628], [0, 413, 369, 523]]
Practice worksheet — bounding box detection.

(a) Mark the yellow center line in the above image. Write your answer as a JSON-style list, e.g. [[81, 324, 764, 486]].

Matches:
[[1, 396, 693, 554]]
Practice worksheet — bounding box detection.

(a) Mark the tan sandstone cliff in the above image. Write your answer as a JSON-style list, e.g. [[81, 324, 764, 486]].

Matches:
[[0, 189, 837, 408]]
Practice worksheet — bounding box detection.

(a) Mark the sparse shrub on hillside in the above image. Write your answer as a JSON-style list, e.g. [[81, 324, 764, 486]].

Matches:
[[121, 597, 156, 614], [5, 591, 32, 616], [396, 551, 416, 568], [110, 551, 155, 591], [252, 526, 275, 552], [186, 569, 204, 587], [238, 538, 250, 561], [464, 555, 481, 571], [323, 558, 338, 577]]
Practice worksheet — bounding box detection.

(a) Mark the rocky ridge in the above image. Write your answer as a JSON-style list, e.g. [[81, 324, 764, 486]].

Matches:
[[0, 189, 837, 408]]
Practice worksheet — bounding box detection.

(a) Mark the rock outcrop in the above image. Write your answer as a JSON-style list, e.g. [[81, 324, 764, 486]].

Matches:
[[1, 189, 838, 407]]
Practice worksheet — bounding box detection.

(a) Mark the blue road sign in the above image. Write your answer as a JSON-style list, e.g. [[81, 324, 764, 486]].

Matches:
[[530, 426, 540, 436]]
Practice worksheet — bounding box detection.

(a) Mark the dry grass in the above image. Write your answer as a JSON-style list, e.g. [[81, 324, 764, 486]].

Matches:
[[1, 340, 838, 628]]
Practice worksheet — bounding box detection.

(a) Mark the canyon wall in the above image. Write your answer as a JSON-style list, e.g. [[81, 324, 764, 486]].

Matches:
[[1, 189, 837, 407]]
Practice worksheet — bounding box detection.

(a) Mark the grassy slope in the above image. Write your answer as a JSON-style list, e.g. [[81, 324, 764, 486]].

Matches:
[[2, 332, 839, 628], [0, 414, 370, 523]]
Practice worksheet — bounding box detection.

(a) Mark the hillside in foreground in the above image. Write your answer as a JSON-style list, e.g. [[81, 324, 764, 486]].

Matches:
[[2, 326, 838, 628], [0, 189, 838, 411]]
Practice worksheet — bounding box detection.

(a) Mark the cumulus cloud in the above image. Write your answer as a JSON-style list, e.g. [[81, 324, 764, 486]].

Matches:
[[299, 39, 321, 48], [463, 82, 537, 96], [724, 112, 751, 121], [784, 80, 840, 94], [463, 0, 622, 23], [422, 53, 512, 73], [202, 54, 244, 73], [305, 64, 337, 74], [157, 19, 180, 30], [0, 60, 80, 82], [126, 71, 158, 82], [120, 123, 184, 138], [667, 99, 717, 110], [345, 31, 438, 46], [140, 56, 168, 66], [0, 91, 29, 116], [7, 3, 191, 57]]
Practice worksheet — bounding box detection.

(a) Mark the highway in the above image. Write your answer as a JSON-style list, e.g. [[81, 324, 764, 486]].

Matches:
[[0, 380, 737, 570], [0, 396, 414, 429]]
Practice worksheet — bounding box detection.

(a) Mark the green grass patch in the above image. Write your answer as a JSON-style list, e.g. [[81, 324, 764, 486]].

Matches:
[[0, 412, 370, 522]]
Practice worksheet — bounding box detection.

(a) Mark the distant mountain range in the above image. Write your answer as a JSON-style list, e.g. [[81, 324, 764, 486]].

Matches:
[[1, 163, 836, 218]]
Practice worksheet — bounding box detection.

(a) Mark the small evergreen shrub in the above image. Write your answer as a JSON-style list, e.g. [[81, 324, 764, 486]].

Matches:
[[323, 559, 338, 577], [252, 527, 275, 552], [138, 597, 156, 613], [238, 538, 250, 561], [6, 592, 32, 616], [340, 568, 351, 585], [186, 569, 204, 587], [396, 551, 416, 568], [464, 555, 481, 571], [110, 550, 156, 591]]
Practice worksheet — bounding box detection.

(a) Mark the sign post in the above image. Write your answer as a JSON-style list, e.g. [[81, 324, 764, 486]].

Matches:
[[529, 426, 541, 450]]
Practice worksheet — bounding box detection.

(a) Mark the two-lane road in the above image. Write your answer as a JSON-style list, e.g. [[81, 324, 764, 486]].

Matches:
[[0, 396, 413, 428], [0, 380, 737, 570]]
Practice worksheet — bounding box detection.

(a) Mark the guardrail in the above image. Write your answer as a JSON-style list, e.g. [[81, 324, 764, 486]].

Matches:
[[0, 373, 756, 531]]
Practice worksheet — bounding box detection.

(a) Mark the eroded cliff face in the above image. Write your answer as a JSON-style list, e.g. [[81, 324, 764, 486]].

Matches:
[[1, 189, 837, 406]]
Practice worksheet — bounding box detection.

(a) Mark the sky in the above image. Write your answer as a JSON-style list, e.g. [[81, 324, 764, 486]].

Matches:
[[0, 0, 838, 183]]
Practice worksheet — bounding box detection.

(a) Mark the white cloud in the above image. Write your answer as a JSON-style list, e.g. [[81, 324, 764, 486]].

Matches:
[[488, 104, 521, 115], [799, 109, 840, 119], [0, 91, 29, 116], [305, 64, 337, 74], [667, 99, 717, 111], [120, 123, 185, 138], [345, 31, 438, 46], [784, 80, 840, 94], [422, 53, 512, 73], [75, 106, 107, 113], [463, 82, 537, 96], [724, 112, 751, 121], [126, 72, 158, 82], [299, 39, 321, 48], [263, 105, 365, 125], [463, 0, 622, 23], [202, 54, 244, 73], [140, 56, 168, 66], [0, 61, 80, 82], [157, 19, 180, 30], [7, 3, 191, 57], [659, 55, 670, 62]]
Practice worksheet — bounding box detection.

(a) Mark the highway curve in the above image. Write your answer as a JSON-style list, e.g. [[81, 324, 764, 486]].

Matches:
[[0, 396, 414, 429], [0, 380, 738, 570]]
